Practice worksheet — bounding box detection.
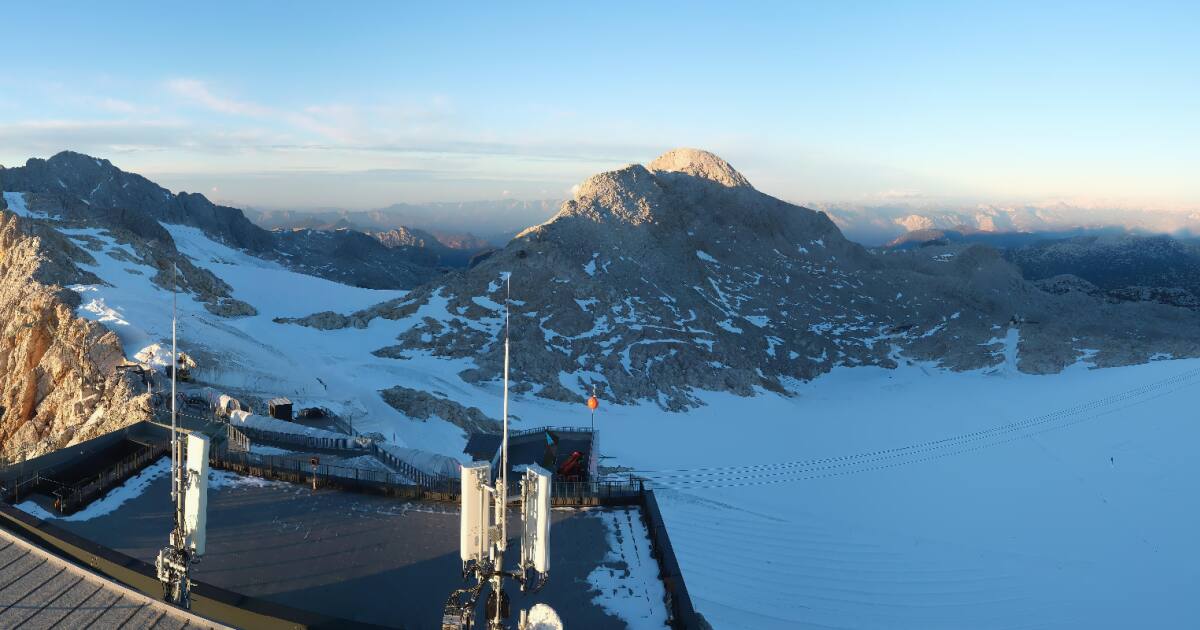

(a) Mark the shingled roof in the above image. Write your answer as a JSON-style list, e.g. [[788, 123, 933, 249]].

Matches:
[[0, 527, 225, 629]]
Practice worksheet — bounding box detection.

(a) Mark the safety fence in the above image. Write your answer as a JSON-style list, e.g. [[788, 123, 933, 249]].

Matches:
[[0, 470, 64, 505], [508, 425, 595, 438], [226, 422, 251, 452], [234, 423, 360, 451], [208, 446, 643, 506], [52, 442, 170, 515], [369, 442, 457, 490], [0, 441, 169, 515], [551, 476, 642, 506], [209, 447, 458, 500]]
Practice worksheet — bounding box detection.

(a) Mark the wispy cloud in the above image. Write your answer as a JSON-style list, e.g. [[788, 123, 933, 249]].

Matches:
[[95, 97, 157, 115], [165, 77, 357, 142], [165, 78, 272, 117]]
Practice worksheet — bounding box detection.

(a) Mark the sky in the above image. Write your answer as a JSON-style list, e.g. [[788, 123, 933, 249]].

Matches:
[[1, 1, 1197, 212]]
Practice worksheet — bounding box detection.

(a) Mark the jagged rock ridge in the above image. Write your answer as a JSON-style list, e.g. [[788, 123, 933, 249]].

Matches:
[[0, 152, 439, 290]]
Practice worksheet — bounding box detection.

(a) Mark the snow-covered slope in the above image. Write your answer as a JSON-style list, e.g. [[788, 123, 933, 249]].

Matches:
[[460, 353, 1200, 629], [54, 219, 474, 454]]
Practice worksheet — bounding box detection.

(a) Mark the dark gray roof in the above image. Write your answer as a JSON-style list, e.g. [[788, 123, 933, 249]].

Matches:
[[463, 432, 502, 461], [0, 527, 225, 629]]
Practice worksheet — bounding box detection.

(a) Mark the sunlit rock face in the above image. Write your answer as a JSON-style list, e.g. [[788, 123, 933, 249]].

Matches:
[[0, 210, 149, 462]]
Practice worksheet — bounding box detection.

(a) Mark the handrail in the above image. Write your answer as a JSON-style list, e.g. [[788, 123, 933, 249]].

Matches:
[[208, 446, 641, 506], [507, 425, 596, 438], [55, 443, 170, 514]]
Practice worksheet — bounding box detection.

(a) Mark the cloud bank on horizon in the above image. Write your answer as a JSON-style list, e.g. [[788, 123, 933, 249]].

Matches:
[[0, 1, 1196, 215]]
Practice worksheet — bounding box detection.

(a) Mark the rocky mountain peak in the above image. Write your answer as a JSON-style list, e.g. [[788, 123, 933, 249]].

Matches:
[[556, 164, 666, 227], [648, 148, 751, 189], [47, 150, 115, 171]]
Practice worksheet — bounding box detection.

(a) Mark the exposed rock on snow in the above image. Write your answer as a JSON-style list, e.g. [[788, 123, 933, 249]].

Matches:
[[287, 148, 1200, 409], [379, 385, 500, 434]]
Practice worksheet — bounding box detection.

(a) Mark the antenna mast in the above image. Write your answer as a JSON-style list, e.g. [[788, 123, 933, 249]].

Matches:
[[155, 262, 208, 609], [488, 273, 512, 630], [171, 264, 179, 521], [444, 272, 555, 630]]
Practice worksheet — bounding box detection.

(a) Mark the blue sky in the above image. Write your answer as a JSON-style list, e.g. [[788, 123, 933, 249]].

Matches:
[[1, 1, 1196, 210]]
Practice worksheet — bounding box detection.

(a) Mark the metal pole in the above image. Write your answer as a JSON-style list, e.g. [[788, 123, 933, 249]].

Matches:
[[493, 273, 511, 630], [171, 262, 178, 515], [501, 273, 510, 544]]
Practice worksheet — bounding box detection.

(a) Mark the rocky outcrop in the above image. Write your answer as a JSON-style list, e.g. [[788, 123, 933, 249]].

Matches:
[[1007, 234, 1200, 305], [379, 385, 500, 434], [0, 211, 149, 463], [272, 228, 441, 288], [371, 226, 437, 249]]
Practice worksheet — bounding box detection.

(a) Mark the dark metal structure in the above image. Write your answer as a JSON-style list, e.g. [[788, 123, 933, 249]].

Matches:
[[268, 397, 293, 421]]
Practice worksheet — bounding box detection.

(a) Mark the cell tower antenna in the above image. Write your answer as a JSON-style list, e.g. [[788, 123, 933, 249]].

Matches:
[[155, 262, 209, 609], [444, 272, 555, 629]]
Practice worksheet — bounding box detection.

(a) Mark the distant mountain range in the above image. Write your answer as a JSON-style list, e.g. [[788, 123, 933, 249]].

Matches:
[[244, 200, 560, 249], [0, 151, 447, 289], [819, 203, 1200, 247]]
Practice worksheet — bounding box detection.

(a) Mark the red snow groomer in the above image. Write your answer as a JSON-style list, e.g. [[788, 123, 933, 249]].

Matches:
[[557, 450, 586, 481]]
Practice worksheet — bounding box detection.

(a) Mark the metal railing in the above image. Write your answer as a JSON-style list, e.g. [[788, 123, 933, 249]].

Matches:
[[234, 424, 356, 451], [53, 443, 169, 515], [508, 425, 596, 438], [209, 447, 457, 500], [225, 423, 250, 453], [551, 476, 642, 506], [208, 446, 642, 506], [370, 443, 452, 490]]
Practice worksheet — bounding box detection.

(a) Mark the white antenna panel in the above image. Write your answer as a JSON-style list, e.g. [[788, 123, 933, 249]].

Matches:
[[182, 433, 210, 556], [460, 462, 492, 565], [521, 464, 552, 574]]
